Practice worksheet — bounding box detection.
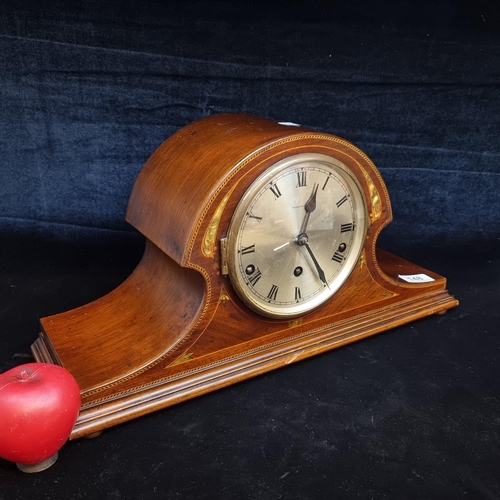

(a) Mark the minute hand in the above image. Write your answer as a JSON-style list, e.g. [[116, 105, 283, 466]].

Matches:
[[299, 234, 328, 287]]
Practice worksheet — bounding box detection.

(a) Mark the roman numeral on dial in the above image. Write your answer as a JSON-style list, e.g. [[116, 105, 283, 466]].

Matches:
[[336, 195, 348, 208], [294, 287, 302, 301], [296, 171, 307, 187], [240, 244, 256, 255], [247, 212, 262, 222], [332, 251, 345, 263], [340, 222, 354, 233], [267, 284, 279, 301], [270, 182, 282, 199], [248, 269, 262, 286]]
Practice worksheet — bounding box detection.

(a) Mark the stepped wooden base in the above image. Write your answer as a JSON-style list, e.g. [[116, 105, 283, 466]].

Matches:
[[32, 246, 457, 440]]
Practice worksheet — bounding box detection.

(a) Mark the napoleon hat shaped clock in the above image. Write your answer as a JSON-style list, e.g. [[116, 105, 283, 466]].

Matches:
[[32, 114, 458, 438]]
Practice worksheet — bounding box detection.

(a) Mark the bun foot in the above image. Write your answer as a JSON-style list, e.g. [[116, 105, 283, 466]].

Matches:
[[16, 452, 58, 473], [84, 431, 103, 439]]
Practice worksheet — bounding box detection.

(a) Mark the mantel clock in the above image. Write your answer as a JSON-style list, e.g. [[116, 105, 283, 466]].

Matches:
[[32, 114, 458, 438]]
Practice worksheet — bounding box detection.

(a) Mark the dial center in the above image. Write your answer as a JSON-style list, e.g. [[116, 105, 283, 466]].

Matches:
[[296, 232, 309, 246]]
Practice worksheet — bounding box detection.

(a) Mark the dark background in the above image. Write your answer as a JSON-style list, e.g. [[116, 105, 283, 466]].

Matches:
[[1, 1, 499, 498]]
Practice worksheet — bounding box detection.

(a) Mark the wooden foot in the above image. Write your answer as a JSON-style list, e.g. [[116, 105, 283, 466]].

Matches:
[[16, 452, 58, 473], [84, 431, 103, 439]]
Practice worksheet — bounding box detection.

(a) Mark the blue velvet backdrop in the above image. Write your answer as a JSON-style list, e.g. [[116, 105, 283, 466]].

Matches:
[[1, 0, 499, 241]]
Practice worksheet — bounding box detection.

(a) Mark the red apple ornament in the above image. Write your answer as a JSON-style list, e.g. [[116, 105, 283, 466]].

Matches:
[[0, 363, 80, 472]]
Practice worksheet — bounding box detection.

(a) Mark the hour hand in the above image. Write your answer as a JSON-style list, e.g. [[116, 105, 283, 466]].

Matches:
[[300, 183, 319, 234]]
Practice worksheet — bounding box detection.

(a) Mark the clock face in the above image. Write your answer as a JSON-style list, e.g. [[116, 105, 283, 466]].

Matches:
[[225, 153, 369, 318]]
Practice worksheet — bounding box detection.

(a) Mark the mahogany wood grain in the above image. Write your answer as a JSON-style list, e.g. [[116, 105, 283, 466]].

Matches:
[[31, 114, 458, 438]]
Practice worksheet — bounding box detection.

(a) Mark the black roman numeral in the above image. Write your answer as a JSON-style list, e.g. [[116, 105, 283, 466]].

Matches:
[[294, 286, 301, 301], [332, 251, 344, 263], [336, 195, 348, 208], [240, 244, 256, 255], [322, 175, 330, 191], [270, 182, 282, 199], [340, 222, 354, 233], [296, 171, 307, 187], [248, 269, 262, 286], [267, 284, 279, 301], [247, 212, 263, 222]]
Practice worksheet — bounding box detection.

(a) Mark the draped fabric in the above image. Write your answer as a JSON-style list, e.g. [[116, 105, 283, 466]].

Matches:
[[1, 0, 498, 239]]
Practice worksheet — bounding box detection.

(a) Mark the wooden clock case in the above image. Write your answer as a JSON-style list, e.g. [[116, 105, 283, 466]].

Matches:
[[31, 114, 458, 439]]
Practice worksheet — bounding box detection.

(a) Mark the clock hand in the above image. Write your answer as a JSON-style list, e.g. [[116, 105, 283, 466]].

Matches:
[[273, 241, 291, 252], [299, 183, 319, 234], [297, 233, 328, 287]]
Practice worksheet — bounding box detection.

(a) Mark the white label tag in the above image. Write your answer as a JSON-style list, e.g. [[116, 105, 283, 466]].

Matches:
[[398, 273, 435, 283]]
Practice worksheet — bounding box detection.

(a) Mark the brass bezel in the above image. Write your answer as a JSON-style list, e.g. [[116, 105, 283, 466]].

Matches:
[[225, 152, 369, 318]]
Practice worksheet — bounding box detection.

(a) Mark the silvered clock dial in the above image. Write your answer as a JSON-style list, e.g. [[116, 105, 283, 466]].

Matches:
[[224, 152, 369, 318]]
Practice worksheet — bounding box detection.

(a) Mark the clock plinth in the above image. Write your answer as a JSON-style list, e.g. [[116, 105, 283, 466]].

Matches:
[[31, 114, 458, 438]]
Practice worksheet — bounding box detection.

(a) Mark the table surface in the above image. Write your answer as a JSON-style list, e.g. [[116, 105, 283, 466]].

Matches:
[[0, 229, 498, 499]]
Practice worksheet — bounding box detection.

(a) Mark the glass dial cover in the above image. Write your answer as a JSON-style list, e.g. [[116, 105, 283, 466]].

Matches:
[[225, 153, 368, 318]]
